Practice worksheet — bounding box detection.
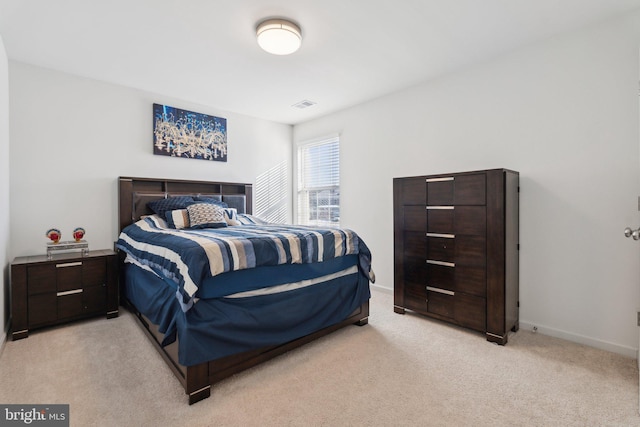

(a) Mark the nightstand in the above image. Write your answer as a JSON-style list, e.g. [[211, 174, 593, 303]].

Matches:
[[10, 249, 118, 340]]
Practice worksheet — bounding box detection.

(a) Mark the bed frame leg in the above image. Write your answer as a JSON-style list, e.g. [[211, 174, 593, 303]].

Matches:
[[355, 317, 368, 326], [188, 385, 211, 405], [186, 363, 211, 405]]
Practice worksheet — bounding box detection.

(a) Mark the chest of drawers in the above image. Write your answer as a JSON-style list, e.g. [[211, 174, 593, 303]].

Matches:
[[10, 249, 119, 340], [393, 169, 519, 344]]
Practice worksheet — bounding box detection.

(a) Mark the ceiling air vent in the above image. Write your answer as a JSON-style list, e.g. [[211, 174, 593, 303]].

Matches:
[[292, 100, 317, 109]]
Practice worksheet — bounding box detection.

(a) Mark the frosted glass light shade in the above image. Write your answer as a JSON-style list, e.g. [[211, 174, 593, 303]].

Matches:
[[256, 19, 302, 55]]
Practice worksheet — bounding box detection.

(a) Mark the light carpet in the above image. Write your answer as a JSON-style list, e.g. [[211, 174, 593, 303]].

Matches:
[[0, 289, 638, 426]]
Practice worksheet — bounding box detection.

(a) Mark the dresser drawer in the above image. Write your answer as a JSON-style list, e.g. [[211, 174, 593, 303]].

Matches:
[[398, 177, 426, 205], [427, 174, 486, 206], [454, 207, 486, 236], [404, 231, 426, 258], [404, 282, 428, 312], [426, 263, 454, 291], [427, 236, 454, 262], [427, 288, 455, 319], [455, 266, 486, 297], [455, 293, 486, 332], [428, 235, 486, 265], [426, 288, 486, 332], [404, 257, 426, 286], [455, 235, 486, 266], [427, 262, 486, 297], [403, 206, 426, 231], [427, 208, 454, 233], [427, 207, 486, 236]]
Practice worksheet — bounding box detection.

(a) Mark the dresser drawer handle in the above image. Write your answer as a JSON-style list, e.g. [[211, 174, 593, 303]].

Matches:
[[426, 286, 455, 296], [426, 233, 455, 238], [426, 206, 454, 210], [57, 289, 83, 297], [56, 262, 82, 268], [426, 177, 454, 182], [427, 260, 455, 267]]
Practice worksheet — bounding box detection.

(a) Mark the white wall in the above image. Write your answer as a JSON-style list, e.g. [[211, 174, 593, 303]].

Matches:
[[8, 62, 293, 258], [0, 34, 10, 348], [295, 12, 640, 357]]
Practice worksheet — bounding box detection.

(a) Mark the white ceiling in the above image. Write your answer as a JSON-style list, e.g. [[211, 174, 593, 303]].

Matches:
[[1, 0, 640, 125]]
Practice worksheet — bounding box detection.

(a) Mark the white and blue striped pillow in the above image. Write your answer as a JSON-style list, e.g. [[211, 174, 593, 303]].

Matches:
[[165, 209, 190, 229]]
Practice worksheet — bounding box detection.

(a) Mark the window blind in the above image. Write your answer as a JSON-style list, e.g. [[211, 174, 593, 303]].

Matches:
[[297, 136, 340, 226]]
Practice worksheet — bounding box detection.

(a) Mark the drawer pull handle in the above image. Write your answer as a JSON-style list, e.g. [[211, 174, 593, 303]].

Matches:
[[426, 286, 455, 296], [426, 206, 454, 210], [427, 260, 455, 267], [426, 233, 455, 239], [426, 177, 454, 182], [56, 262, 82, 268], [57, 289, 83, 297]]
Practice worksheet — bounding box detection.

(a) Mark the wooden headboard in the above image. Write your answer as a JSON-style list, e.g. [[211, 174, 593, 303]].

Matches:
[[118, 176, 253, 232]]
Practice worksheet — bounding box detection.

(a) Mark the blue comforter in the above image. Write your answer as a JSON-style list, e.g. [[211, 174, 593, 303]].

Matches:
[[116, 215, 375, 311]]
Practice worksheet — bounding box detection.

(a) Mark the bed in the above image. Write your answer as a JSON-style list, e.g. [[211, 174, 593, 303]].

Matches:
[[116, 176, 373, 404]]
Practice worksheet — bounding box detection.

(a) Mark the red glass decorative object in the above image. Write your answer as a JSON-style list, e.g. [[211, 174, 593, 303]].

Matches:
[[73, 227, 85, 242], [46, 228, 61, 244]]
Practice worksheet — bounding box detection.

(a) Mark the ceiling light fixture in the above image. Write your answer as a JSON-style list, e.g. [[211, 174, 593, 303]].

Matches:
[[256, 19, 302, 55]]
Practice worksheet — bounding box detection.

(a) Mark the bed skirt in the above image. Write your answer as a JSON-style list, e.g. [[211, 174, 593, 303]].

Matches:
[[123, 260, 371, 366]]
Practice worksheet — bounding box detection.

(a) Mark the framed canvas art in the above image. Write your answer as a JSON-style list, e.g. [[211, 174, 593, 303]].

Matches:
[[153, 103, 227, 162]]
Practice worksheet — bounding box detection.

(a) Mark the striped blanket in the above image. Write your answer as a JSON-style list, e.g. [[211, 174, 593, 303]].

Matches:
[[116, 215, 375, 311]]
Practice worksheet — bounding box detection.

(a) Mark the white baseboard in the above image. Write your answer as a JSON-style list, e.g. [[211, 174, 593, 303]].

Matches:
[[519, 320, 637, 359], [370, 284, 392, 295], [369, 285, 637, 359]]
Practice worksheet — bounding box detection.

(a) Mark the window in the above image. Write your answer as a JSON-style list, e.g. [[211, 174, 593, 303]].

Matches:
[[297, 136, 340, 226]]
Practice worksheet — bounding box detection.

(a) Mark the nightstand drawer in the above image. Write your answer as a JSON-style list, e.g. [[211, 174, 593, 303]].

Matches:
[[83, 285, 107, 314], [83, 258, 107, 287], [57, 290, 84, 320], [56, 261, 82, 292], [27, 264, 56, 295], [28, 293, 57, 326]]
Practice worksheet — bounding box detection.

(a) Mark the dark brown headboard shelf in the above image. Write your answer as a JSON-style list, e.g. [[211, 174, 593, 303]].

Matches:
[[118, 176, 253, 233]]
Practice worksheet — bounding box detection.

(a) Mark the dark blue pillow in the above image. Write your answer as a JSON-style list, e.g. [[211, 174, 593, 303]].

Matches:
[[194, 196, 228, 208], [147, 196, 195, 218]]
